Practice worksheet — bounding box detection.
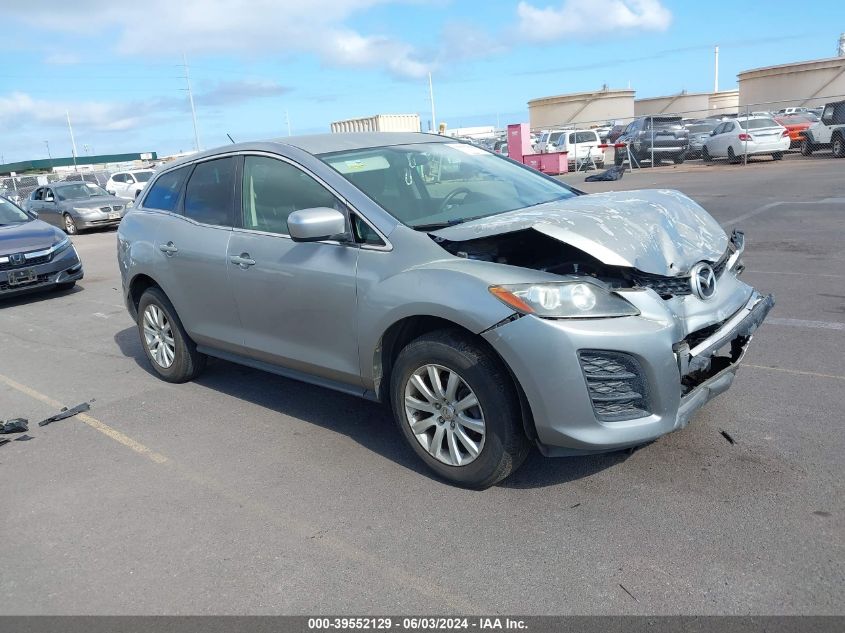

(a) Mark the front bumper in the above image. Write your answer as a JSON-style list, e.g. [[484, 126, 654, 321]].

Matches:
[[482, 277, 773, 456], [0, 245, 83, 298]]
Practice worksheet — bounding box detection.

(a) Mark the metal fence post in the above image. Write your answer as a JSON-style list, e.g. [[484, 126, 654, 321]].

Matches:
[[744, 104, 750, 165], [650, 116, 654, 167]]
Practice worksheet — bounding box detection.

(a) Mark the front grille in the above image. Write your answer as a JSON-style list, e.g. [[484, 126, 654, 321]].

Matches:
[[100, 206, 112, 212], [0, 253, 53, 271], [631, 249, 731, 299], [579, 351, 650, 421]]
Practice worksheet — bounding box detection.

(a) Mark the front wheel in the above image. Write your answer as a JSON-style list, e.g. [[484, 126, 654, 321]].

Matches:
[[63, 214, 78, 235], [137, 287, 206, 383], [701, 147, 712, 162], [390, 330, 530, 489], [772, 152, 784, 161], [673, 152, 686, 164], [833, 135, 845, 158]]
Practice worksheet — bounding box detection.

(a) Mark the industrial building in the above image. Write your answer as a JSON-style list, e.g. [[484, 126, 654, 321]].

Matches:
[[330, 114, 420, 133], [527, 87, 635, 129], [0, 152, 158, 177]]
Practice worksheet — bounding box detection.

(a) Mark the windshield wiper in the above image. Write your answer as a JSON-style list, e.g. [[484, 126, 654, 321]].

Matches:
[[413, 219, 468, 231]]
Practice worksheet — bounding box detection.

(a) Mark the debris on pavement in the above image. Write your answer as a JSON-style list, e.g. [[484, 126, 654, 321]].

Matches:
[[1, 418, 29, 434], [585, 165, 625, 182], [720, 430, 736, 445], [619, 583, 638, 602], [0, 437, 10, 448], [38, 402, 92, 427], [15, 434, 33, 442]]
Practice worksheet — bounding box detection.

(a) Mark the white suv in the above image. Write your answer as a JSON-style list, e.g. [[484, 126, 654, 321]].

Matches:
[[106, 170, 154, 199], [801, 100, 845, 157]]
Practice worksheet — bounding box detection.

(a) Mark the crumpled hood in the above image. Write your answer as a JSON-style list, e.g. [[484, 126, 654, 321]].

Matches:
[[0, 219, 66, 255], [432, 189, 728, 276]]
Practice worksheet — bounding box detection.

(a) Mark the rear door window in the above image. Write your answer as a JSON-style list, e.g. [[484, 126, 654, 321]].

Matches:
[[144, 166, 189, 212], [183, 158, 236, 226]]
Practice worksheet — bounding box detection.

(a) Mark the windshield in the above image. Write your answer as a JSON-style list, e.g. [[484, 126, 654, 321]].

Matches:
[[0, 197, 31, 224], [320, 142, 577, 229], [56, 183, 110, 200], [133, 171, 153, 182], [739, 118, 779, 130]]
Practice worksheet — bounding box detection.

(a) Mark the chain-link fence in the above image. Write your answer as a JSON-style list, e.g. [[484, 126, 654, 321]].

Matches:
[[473, 93, 845, 174]]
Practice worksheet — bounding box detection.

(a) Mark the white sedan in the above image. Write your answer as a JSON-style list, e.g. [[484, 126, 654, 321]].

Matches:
[[703, 117, 790, 163]]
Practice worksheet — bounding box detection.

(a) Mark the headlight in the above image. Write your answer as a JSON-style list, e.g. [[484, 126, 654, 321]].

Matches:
[[489, 282, 639, 318], [52, 236, 71, 254]]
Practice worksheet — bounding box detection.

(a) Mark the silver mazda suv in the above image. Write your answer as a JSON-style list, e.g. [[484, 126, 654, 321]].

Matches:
[[117, 133, 773, 488]]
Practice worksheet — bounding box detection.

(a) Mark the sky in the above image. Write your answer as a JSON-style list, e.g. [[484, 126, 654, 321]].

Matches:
[[1, 0, 843, 163]]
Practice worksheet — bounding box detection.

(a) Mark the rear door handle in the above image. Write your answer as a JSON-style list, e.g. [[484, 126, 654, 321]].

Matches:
[[229, 253, 256, 269], [159, 242, 178, 255]]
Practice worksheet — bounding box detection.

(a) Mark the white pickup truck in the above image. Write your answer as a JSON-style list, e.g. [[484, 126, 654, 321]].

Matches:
[[800, 100, 845, 157]]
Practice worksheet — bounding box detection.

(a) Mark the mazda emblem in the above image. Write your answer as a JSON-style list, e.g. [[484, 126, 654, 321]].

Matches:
[[690, 262, 716, 300]]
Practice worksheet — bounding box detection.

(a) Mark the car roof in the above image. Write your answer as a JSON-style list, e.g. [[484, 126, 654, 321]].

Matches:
[[50, 181, 94, 188], [162, 132, 452, 171]]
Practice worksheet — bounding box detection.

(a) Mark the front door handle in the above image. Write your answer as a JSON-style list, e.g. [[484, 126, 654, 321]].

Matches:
[[229, 253, 256, 269], [159, 242, 178, 255]]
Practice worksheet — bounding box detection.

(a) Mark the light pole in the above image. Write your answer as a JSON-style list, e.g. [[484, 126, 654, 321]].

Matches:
[[44, 141, 53, 169]]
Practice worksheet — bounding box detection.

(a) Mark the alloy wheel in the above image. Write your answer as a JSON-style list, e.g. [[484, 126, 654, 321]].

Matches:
[[403, 364, 486, 467], [64, 215, 77, 234], [142, 304, 176, 368]]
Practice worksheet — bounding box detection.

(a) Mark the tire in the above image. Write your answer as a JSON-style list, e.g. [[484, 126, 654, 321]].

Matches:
[[63, 213, 78, 235], [673, 152, 686, 164], [390, 329, 530, 489], [727, 146, 741, 164], [137, 287, 206, 383], [701, 146, 712, 162], [800, 139, 813, 156], [833, 134, 845, 158], [614, 151, 624, 166], [772, 152, 783, 161]]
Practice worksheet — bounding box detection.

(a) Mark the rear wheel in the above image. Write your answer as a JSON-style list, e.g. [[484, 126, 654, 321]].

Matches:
[[63, 213, 78, 235], [673, 152, 686, 164], [800, 139, 814, 156], [727, 146, 741, 164], [137, 287, 206, 383], [833, 134, 845, 158], [390, 330, 530, 489], [772, 152, 783, 161]]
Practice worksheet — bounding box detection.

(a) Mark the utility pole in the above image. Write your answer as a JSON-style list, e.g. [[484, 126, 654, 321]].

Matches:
[[714, 45, 720, 93], [44, 140, 53, 169], [66, 111, 78, 172], [182, 53, 201, 152], [428, 72, 437, 132]]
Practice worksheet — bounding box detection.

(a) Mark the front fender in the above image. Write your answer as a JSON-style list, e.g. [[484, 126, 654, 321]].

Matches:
[[356, 266, 518, 388]]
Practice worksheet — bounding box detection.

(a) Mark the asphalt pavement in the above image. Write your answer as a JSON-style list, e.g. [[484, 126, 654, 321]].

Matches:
[[1, 157, 843, 615]]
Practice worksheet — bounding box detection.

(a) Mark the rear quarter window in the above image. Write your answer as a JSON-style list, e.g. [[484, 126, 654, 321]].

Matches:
[[143, 167, 190, 212]]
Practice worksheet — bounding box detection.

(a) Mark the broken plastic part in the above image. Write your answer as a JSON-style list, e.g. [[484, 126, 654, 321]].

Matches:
[[38, 402, 91, 427], [1, 418, 29, 434]]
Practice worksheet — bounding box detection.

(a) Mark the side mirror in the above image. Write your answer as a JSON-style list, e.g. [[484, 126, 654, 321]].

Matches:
[[710, 131, 717, 136], [30, 211, 39, 218], [288, 207, 348, 243]]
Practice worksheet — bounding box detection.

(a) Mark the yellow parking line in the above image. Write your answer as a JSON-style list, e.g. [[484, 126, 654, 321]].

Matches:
[[743, 363, 845, 382], [0, 372, 168, 464]]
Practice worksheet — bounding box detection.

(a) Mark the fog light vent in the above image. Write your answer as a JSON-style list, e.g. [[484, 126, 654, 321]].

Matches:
[[578, 350, 650, 421]]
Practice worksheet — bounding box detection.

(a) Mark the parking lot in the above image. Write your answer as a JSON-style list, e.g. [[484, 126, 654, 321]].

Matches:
[[1, 156, 843, 615]]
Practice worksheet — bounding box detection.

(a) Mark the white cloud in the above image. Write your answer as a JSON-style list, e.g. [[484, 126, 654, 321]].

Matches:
[[5, 0, 432, 78], [515, 0, 671, 42], [43, 52, 82, 65]]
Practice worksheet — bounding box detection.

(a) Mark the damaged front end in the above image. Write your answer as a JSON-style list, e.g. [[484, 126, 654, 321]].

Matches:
[[429, 189, 773, 455]]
